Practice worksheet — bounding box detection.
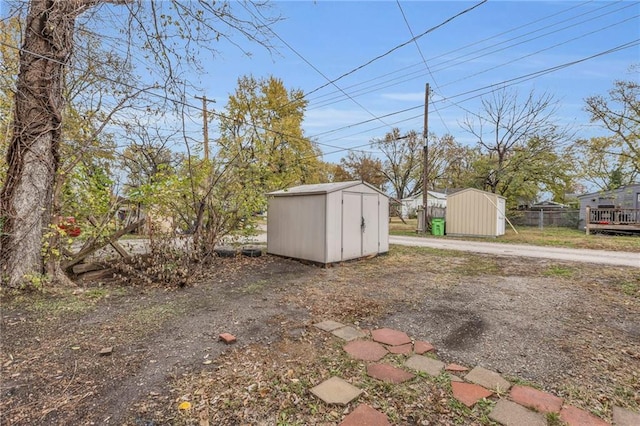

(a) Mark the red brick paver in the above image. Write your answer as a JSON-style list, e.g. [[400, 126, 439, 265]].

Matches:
[[343, 340, 388, 362], [339, 404, 391, 426], [560, 405, 611, 426], [371, 328, 411, 346], [218, 333, 236, 344], [451, 381, 493, 408], [445, 363, 468, 372], [414, 340, 435, 354], [367, 363, 415, 384], [509, 385, 562, 413], [386, 343, 412, 354]]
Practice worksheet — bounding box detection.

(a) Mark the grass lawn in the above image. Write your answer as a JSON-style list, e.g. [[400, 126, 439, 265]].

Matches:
[[389, 217, 640, 252]]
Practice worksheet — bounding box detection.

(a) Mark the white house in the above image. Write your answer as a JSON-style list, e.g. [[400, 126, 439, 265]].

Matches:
[[400, 191, 447, 218]]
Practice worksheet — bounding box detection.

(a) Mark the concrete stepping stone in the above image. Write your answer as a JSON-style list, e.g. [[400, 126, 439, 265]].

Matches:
[[445, 363, 468, 372], [310, 377, 362, 405], [560, 405, 610, 426], [465, 366, 511, 392], [613, 406, 640, 426], [367, 363, 415, 384], [344, 340, 387, 362], [339, 403, 391, 426], [489, 399, 546, 426], [386, 343, 412, 354], [314, 320, 345, 332], [451, 381, 493, 407], [371, 328, 411, 346], [448, 374, 464, 383], [332, 326, 367, 341], [509, 385, 562, 413], [404, 354, 444, 377], [414, 340, 435, 354]]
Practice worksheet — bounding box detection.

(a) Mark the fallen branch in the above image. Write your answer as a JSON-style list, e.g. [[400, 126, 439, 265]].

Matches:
[[62, 219, 145, 270]]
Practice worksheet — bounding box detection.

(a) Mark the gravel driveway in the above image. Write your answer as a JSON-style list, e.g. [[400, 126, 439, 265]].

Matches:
[[390, 235, 640, 267]]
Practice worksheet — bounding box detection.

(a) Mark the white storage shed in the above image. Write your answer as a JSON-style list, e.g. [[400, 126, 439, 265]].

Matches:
[[446, 188, 506, 237], [267, 181, 389, 264]]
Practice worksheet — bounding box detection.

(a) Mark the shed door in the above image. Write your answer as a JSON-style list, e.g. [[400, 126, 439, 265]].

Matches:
[[497, 197, 506, 235], [342, 192, 362, 260], [362, 194, 379, 255]]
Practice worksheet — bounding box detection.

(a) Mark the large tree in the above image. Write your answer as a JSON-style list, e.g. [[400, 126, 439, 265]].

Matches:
[[217, 75, 324, 196], [0, 17, 22, 182], [371, 128, 421, 199], [582, 78, 639, 184], [461, 88, 573, 200], [333, 151, 386, 190], [371, 127, 473, 199], [0, 0, 277, 288]]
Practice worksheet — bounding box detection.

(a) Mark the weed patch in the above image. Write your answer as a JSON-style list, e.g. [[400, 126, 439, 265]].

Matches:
[[544, 265, 575, 277]]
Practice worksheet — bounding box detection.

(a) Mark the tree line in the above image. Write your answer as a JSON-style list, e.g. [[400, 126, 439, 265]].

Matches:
[[0, 1, 638, 289]]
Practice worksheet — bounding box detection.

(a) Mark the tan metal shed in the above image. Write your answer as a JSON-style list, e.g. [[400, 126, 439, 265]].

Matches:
[[446, 188, 506, 237], [267, 181, 389, 264]]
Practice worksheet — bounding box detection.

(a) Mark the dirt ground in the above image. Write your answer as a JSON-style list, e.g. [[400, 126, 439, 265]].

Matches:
[[1, 245, 638, 425]]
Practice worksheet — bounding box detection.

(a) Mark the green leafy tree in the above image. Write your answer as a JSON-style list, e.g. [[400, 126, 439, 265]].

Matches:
[[581, 78, 639, 186], [1, 0, 277, 288], [217, 75, 324, 205], [572, 136, 638, 191]]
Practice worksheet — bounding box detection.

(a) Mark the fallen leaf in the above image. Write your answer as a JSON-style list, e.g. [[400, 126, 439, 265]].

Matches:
[[178, 401, 192, 410]]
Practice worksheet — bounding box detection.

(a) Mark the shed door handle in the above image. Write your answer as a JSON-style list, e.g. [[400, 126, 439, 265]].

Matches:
[[361, 216, 365, 232]]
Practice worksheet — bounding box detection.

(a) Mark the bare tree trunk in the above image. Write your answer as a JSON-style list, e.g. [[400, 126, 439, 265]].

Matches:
[[0, 1, 82, 288]]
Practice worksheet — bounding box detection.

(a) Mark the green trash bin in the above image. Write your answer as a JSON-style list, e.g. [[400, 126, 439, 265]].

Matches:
[[431, 218, 445, 236]]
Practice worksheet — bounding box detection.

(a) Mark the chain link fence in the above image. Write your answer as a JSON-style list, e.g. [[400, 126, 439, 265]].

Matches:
[[508, 209, 580, 228]]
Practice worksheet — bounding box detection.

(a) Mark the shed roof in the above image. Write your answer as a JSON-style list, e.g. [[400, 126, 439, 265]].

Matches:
[[447, 187, 506, 199], [576, 183, 640, 199], [267, 180, 388, 197]]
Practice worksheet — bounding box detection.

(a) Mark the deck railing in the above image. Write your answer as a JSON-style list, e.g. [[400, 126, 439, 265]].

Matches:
[[585, 207, 640, 234]]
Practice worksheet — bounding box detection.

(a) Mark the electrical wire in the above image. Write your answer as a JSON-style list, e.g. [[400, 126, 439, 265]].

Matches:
[[306, 1, 634, 111], [302, 0, 488, 98], [1, 34, 637, 161]]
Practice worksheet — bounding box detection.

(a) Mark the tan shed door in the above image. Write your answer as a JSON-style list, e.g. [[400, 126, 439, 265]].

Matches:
[[497, 197, 506, 235], [342, 192, 362, 260]]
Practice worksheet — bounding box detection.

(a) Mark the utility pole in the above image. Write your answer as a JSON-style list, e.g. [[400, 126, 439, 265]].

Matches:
[[195, 95, 212, 161], [422, 83, 430, 233]]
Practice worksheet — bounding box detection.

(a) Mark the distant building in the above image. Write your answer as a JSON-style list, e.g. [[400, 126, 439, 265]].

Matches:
[[400, 191, 447, 218], [577, 183, 640, 230], [529, 200, 571, 210]]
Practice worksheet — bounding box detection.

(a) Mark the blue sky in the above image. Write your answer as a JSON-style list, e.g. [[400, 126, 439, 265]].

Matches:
[[6, 1, 636, 164], [185, 0, 639, 163]]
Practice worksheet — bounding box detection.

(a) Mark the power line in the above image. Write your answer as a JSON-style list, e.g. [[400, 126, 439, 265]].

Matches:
[[396, 0, 451, 135], [307, 38, 640, 144], [306, 1, 633, 111], [237, 1, 395, 133], [2, 35, 637, 162], [302, 0, 488, 98]]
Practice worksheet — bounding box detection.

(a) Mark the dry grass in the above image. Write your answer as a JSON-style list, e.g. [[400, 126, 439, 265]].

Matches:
[[2, 247, 637, 425], [389, 217, 640, 252]]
